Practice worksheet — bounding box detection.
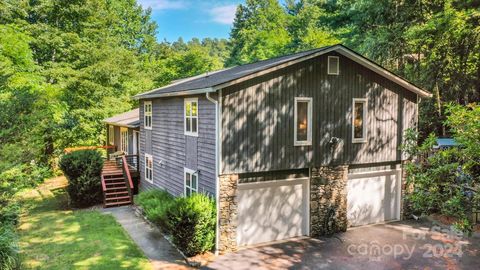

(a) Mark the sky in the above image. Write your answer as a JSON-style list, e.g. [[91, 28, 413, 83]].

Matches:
[[138, 0, 245, 42]]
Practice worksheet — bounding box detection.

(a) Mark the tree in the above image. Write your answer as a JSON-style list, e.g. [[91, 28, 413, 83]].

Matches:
[[228, 0, 291, 65]]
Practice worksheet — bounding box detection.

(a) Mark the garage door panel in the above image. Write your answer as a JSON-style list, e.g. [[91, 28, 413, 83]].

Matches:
[[347, 170, 400, 227], [237, 179, 308, 246]]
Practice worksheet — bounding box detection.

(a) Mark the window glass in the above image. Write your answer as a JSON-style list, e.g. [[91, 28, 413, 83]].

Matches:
[[296, 101, 308, 141], [185, 99, 198, 135], [353, 100, 366, 140]]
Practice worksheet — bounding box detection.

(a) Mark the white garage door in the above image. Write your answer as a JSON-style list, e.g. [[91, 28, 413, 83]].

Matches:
[[236, 178, 309, 246], [347, 169, 401, 226]]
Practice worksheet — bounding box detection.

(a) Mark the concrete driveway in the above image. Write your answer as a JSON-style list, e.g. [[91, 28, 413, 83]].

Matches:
[[204, 220, 480, 270]]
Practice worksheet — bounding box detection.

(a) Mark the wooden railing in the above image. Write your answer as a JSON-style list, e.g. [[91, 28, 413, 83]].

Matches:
[[119, 155, 134, 201], [101, 175, 107, 192], [64, 145, 116, 154]]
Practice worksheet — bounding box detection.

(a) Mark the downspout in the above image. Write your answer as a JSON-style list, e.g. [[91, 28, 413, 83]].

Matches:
[[206, 91, 220, 255]]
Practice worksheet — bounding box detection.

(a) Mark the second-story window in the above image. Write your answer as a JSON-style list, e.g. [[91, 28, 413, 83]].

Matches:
[[352, 98, 367, 143], [294, 97, 312, 146], [184, 98, 198, 136], [144, 101, 152, 129]]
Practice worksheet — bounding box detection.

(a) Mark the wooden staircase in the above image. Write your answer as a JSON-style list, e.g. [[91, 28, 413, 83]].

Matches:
[[101, 158, 134, 207]]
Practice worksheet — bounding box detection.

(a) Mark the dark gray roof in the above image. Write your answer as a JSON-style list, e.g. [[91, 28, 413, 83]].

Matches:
[[134, 44, 432, 99], [135, 45, 336, 99], [103, 108, 139, 128]]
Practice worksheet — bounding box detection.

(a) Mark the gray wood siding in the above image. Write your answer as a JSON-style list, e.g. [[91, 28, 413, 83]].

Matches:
[[221, 52, 418, 174], [139, 96, 217, 196]]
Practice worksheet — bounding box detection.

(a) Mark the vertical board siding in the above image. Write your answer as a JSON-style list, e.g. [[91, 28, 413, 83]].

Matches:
[[138, 96, 217, 196], [221, 53, 418, 174]]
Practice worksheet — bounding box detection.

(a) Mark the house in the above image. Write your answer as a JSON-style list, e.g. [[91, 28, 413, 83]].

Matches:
[[133, 44, 432, 252], [100, 109, 141, 207]]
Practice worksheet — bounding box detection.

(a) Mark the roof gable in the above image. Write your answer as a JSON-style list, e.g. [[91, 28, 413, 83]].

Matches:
[[134, 45, 431, 99]]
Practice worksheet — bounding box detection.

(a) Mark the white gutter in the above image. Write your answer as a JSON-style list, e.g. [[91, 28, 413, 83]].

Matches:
[[206, 91, 221, 255]]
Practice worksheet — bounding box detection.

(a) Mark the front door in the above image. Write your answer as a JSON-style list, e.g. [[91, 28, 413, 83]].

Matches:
[[120, 127, 129, 154]]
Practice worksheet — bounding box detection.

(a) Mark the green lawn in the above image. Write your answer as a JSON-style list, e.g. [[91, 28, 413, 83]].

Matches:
[[17, 176, 152, 270]]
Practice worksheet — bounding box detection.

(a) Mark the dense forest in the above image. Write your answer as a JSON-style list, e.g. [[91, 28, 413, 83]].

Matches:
[[1, 0, 479, 178]]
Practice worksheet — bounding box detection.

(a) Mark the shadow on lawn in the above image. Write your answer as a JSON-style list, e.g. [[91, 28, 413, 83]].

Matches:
[[17, 176, 152, 270]]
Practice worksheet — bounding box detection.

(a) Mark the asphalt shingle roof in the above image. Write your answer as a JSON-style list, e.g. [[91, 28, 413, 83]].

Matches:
[[135, 45, 335, 99], [103, 108, 139, 128]]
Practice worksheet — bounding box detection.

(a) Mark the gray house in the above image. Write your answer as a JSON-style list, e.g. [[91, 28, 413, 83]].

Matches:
[[134, 44, 432, 252]]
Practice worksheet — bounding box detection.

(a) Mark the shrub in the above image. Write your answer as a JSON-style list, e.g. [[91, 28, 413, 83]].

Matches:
[[0, 223, 19, 270], [135, 190, 175, 231], [165, 194, 216, 256], [59, 150, 104, 207]]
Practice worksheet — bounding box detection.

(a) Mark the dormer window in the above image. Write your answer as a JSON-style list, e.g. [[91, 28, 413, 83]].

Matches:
[[328, 56, 339, 75]]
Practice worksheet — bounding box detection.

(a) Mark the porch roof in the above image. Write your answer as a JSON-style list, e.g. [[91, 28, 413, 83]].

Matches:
[[103, 108, 139, 128]]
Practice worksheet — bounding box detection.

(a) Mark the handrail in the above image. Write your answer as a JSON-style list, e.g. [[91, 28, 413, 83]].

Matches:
[[64, 145, 116, 153], [101, 175, 107, 192], [121, 155, 134, 190]]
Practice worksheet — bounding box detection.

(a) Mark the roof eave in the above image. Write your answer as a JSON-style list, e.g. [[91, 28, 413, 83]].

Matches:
[[335, 47, 432, 98], [133, 87, 216, 100], [103, 121, 139, 129]]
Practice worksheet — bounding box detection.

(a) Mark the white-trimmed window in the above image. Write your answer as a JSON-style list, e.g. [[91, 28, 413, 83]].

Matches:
[[328, 56, 339, 75], [184, 98, 198, 136], [144, 101, 152, 129], [184, 168, 198, 196], [352, 98, 367, 143], [120, 127, 129, 154], [108, 125, 114, 145], [144, 154, 153, 183], [294, 97, 313, 146]]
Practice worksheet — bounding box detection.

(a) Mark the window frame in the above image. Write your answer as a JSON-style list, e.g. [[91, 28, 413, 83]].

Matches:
[[120, 127, 129, 154], [184, 98, 199, 137], [327, 56, 340, 75], [294, 97, 313, 146], [108, 125, 114, 145], [144, 154, 153, 184], [352, 98, 368, 143], [184, 167, 198, 196], [144, 101, 152, 130]]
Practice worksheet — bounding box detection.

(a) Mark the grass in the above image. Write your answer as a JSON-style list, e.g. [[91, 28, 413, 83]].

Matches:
[[16, 176, 152, 270]]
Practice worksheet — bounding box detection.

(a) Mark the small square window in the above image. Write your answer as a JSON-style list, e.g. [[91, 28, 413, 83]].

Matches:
[[328, 56, 339, 75], [184, 168, 198, 196]]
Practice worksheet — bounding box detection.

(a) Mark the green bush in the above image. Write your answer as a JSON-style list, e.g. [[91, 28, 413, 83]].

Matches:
[[136, 191, 217, 256], [59, 150, 104, 207], [165, 194, 216, 257], [135, 190, 175, 231], [0, 223, 19, 270]]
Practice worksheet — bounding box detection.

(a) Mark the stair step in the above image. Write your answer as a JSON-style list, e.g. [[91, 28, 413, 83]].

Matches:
[[104, 177, 124, 180], [105, 201, 131, 207], [105, 191, 129, 196], [106, 183, 127, 187], [105, 195, 131, 201]]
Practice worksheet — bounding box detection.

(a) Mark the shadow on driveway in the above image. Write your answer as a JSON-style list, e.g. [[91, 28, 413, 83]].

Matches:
[[204, 220, 480, 270]]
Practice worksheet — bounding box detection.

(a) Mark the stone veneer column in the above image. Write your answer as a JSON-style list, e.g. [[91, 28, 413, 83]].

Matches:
[[310, 165, 348, 236], [218, 174, 238, 253]]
